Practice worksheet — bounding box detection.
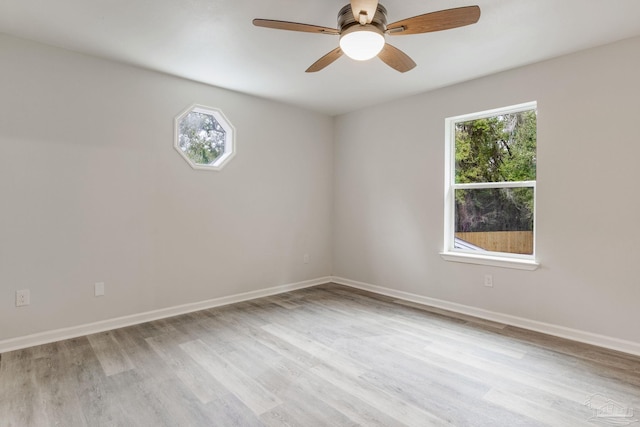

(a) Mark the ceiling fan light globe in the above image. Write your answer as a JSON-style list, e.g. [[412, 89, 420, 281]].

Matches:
[[339, 26, 385, 61]]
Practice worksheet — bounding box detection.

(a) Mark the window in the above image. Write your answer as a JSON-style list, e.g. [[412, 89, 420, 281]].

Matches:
[[174, 105, 235, 170], [442, 102, 538, 270]]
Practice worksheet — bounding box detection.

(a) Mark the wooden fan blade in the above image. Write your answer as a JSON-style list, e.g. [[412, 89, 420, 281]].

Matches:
[[378, 43, 416, 73], [351, 0, 379, 24], [253, 19, 339, 35], [387, 6, 480, 35], [306, 47, 343, 73]]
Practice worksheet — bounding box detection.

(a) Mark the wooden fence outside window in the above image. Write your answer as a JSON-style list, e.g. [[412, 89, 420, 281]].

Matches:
[[455, 231, 533, 255]]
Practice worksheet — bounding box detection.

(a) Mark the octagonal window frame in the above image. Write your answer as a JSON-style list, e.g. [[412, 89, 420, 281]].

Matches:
[[174, 104, 236, 171]]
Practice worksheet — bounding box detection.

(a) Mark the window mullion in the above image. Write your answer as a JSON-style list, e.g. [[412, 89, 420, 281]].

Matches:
[[452, 181, 535, 190]]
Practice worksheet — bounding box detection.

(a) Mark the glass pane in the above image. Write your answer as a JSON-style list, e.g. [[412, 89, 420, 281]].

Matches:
[[455, 187, 534, 255], [455, 110, 536, 184], [178, 111, 226, 165]]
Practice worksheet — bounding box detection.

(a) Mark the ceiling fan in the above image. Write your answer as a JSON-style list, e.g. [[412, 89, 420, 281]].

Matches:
[[253, 0, 480, 73]]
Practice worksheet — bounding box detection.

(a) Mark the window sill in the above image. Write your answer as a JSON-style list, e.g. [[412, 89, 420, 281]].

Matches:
[[440, 251, 540, 271]]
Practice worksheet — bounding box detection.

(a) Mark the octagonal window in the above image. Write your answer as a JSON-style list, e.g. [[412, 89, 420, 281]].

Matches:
[[174, 105, 235, 170]]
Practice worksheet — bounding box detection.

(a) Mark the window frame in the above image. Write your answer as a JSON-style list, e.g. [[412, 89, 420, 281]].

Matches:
[[174, 104, 236, 171], [441, 101, 539, 270]]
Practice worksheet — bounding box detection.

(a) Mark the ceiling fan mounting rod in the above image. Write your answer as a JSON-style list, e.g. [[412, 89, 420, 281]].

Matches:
[[338, 3, 387, 33], [357, 11, 368, 25]]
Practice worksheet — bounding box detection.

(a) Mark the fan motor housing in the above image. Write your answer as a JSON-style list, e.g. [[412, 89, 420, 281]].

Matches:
[[338, 3, 388, 33]]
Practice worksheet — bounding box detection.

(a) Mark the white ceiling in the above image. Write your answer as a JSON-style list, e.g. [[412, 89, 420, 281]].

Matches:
[[2, 0, 640, 115]]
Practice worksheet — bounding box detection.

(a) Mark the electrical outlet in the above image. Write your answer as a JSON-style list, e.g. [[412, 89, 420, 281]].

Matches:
[[484, 274, 493, 287], [16, 289, 30, 306], [303, 254, 310, 264], [95, 282, 105, 297]]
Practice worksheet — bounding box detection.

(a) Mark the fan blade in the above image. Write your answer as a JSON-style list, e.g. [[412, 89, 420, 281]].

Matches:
[[253, 19, 339, 35], [378, 43, 416, 73], [387, 6, 480, 35], [351, 0, 379, 25], [306, 47, 343, 73]]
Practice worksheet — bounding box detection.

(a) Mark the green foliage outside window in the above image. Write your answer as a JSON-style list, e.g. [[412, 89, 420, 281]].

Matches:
[[178, 112, 226, 165]]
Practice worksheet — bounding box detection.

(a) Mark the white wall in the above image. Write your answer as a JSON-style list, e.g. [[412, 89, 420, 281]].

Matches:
[[3, 31, 640, 350], [333, 36, 640, 345], [0, 34, 334, 341]]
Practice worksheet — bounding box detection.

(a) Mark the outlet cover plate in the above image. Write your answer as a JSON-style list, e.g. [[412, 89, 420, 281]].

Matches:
[[16, 289, 30, 306], [484, 274, 493, 287], [95, 282, 105, 297]]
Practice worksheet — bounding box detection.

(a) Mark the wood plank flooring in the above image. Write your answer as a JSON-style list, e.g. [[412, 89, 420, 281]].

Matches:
[[1, 283, 639, 426]]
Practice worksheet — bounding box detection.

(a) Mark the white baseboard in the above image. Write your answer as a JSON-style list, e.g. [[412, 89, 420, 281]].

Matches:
[[3, 275, 640, 358], [331, 276, 640, 358], [0, 277, 331, 354]]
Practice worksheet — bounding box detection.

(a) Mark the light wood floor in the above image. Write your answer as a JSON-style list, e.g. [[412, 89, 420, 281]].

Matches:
[[1, 283, 639, 426]]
